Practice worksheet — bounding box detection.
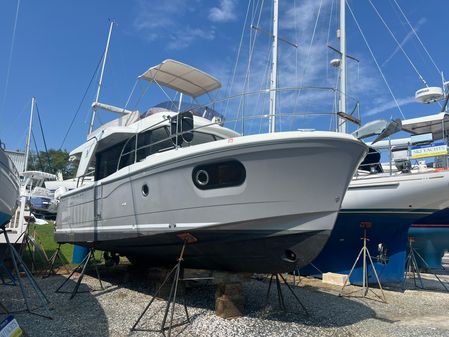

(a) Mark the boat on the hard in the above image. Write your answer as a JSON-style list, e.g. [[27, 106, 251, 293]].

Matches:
[[0, 144, 20, 227], [302, 114, 449, 283], [404, 112, 449, 269], [54, 59, 368, 273]]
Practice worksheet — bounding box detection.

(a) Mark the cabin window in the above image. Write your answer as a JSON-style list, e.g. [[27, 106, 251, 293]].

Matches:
[[183, 132, 220, 146], [95, 140, 126, 180], [118, 135, 137, 170], [136, 127, 173, 162]]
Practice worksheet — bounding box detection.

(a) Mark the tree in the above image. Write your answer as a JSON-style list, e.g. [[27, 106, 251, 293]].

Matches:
[[27, 149, 76, 179]]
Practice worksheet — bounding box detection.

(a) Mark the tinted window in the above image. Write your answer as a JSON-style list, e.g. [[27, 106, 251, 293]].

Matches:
[[118, 136, 137, 170], [136, 127, 173, 162], [95, 140, 126, 180], [185, 132, 219, 146]]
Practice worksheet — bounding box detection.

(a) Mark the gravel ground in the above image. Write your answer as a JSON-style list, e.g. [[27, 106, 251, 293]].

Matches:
[[1, 265, 449, 337]]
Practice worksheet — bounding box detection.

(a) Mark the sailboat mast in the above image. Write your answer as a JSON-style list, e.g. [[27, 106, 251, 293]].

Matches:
[[88, 20, 115, 135], [24, 96, 35, 171], [269, 0, 279, 134], [338, 0, 347, 133]]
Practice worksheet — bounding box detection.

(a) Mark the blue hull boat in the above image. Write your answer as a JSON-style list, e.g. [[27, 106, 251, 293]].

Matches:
[[301, 168, 449, 285], [302, 210, 427, 284], [409, 207, 449, 268]]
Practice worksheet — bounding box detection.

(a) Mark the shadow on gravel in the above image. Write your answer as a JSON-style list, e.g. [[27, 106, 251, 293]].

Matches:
[[0, 275, 109, 336], [91, 264, 380, 329], [244, 281, 380, 327]]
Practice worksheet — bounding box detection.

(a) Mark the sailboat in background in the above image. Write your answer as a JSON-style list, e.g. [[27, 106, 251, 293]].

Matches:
[[0, 97, 59, 247], [301, 0, 449, 284]]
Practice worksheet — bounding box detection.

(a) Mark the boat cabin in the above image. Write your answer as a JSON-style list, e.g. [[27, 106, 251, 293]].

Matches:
[[71, 59, 239, 183]]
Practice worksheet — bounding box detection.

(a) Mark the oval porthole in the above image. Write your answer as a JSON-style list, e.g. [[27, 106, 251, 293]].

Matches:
[[142, 184, 149, 197], [195, 169, 209, 186]]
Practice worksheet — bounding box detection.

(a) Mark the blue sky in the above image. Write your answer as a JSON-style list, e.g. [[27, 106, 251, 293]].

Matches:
[[0, 0, 448, 153]]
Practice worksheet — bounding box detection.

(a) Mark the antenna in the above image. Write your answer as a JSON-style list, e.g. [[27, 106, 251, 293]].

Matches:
[[88, 20, 115, 135]]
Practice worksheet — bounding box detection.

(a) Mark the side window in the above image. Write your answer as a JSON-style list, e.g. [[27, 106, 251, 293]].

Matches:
[[95, 140, 126, 180], [118, 135, 136, 170], [150, 127, 173, 154], [186, 132, 218, 146], [136, 127, 173, 162]]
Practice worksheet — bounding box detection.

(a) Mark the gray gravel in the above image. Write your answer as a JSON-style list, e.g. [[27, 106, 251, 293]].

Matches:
[[1, 266, 449, 337]]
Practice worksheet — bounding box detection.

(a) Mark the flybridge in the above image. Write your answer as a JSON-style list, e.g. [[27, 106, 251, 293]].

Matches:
[[89, 59, 222, 137], [139, 59, 222, 99]]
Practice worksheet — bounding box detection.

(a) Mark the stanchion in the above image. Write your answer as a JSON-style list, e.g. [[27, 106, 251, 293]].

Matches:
[[339, 222, 386, 303], [55, 247, 103, 299], [265, 273, 308, 315], [403, 237, 449, 292], [131, 233, 197, 337]]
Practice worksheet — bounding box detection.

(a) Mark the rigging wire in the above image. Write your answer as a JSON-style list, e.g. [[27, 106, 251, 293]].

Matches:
[[367, 0, 428, 87], [325, 0, 336, 80], [223, 0, 252, 118], [290, 0, 303, 127], [1, 0, 21, 126], [296, 0, 324, 100], [31, 130, 44, 171], [234, 0, 265, 133], [346, 1, 405, 119], [392, 0, 441, 76], [35, 101, 53, 172], [59, 52, 104, 149]]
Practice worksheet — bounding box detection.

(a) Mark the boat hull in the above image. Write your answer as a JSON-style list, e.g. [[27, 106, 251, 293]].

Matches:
[[302, 171, 449, 284], [409, 207, 449, 268], [55, 132, 367, 273], [0, 148, 19, 226]]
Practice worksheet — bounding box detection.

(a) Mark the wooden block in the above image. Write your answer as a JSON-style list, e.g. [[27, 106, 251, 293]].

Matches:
[[322, 272, 350, 286], [215, 295, 244, 318], [215, 282, 244, 318]]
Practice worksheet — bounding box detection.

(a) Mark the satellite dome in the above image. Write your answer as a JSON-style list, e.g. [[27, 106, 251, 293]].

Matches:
[[415, 87, 444, 104]]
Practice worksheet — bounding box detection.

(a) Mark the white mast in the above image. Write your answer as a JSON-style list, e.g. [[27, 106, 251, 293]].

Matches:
[[269, 0, 279, 134], [24, 96, 35, 171], [88, 20, 115, 134], [338, 0, 347, 133]]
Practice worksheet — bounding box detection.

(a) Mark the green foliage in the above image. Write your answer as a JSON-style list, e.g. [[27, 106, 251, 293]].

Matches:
[[27, 148, 76, 178]]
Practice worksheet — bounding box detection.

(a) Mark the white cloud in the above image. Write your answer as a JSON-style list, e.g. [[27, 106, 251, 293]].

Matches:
[[133, 0, 214, 49], [167, 27, 215, 50], [365, 96, 415, 117], [208, 0, 237, 23], [382, 17, 427, 67]]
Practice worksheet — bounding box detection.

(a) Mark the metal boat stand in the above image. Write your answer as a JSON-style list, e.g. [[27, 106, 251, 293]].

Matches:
[[402, 237, 449, 292], [43, 244, 71, 278], [17, 225, 51, 276], [0, 225, 52, 318], [265, 273, 308, 315], [339, 222, 387, 303], [55, 247, 103, 299], [0, 300, 8, 314], [0, 257, 16, 285], [131, 233, 197, 337]]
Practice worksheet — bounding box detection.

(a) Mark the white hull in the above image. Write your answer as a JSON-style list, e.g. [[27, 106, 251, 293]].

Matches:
[[56, 131, 367, 272], [0, 148, 19, 225], [344, 171, 449, 213]]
